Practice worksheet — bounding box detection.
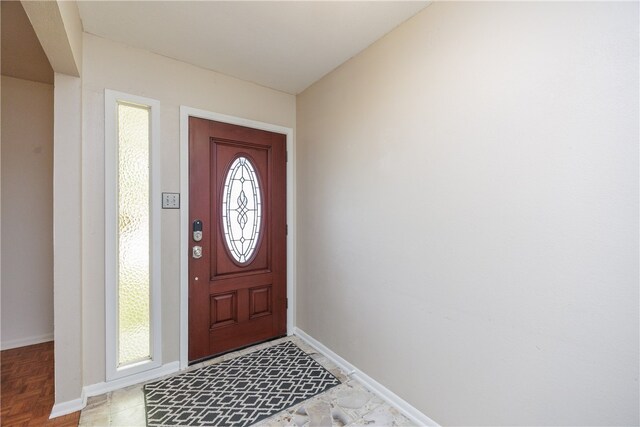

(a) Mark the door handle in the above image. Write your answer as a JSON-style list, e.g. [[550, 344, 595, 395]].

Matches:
[[192, 246, 202, 259]]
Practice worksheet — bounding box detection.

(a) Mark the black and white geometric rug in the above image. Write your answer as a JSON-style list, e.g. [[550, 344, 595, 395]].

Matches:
[[143, 341, 341, 426]]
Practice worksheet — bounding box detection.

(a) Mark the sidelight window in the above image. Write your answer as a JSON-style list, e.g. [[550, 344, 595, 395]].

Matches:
[[105, 90, 161, 380]]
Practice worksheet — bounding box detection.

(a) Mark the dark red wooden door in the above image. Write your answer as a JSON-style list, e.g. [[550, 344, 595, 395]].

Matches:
[[188, 117, 287, 362]]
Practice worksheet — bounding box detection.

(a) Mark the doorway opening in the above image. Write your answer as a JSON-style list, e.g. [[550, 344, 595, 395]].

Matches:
[[179, 107, 295, 369]]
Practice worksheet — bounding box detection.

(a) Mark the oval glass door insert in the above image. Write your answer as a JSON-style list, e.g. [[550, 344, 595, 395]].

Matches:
[[221, 156, 263, 263]]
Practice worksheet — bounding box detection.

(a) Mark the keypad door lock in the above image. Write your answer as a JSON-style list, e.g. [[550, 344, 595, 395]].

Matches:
[[193, 219, 203, 242], [192, 245, 203, 259]]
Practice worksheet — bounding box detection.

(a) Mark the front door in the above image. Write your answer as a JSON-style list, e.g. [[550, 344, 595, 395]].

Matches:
[[188, 117, 287, 362]]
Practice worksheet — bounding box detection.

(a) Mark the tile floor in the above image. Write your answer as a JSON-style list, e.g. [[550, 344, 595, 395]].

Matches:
[[79, 336, 414, 426]]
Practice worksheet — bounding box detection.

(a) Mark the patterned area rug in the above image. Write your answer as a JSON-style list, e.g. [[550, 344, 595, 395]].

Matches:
[[144, 341, 341, 426]]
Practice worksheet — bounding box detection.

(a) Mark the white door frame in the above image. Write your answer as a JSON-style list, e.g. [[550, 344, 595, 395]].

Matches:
[[179, 106, 295, 369]]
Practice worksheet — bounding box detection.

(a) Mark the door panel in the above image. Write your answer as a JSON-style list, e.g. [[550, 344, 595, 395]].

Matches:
[[189, 117, 286, 362]]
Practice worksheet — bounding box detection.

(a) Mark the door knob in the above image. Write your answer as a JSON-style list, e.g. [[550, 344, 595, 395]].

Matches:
[[192, 246, 203, 259]]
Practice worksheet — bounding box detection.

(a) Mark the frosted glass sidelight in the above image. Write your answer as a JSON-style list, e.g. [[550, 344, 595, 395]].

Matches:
[[221, 157, 263, 263], [117, 103, 151, 367]]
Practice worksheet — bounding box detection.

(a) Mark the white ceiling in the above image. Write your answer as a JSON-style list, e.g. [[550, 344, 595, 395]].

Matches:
[[77, 1, 429, 94]]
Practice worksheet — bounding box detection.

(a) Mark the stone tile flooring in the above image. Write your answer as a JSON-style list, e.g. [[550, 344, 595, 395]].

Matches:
[[79, 336, 414, 426]]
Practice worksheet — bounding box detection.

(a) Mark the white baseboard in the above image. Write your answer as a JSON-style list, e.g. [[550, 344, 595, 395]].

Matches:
[[49, 394, 86, 419], [84, 361, 180, 397], [1, 332, 53, 350], [50, 361, 180, 419], [294, 327, 440, 427]]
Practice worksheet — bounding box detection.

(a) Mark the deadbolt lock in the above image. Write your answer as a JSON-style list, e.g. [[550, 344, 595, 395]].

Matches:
[[193, 219, 203, 242]]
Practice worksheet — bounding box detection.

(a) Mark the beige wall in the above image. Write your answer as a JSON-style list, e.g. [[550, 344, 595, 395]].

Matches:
[[1, 76, 54, 349], [296, 2, 639, 425], [53, 72, 83, 404], [81, 33, 296, 386], [17, 0, 85, 407]]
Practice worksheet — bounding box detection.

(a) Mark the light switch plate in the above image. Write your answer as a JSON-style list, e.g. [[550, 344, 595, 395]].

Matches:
[[162, 192, 180, 209]]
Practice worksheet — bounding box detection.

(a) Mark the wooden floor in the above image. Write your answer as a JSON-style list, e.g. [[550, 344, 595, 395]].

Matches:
[[1, 341, 80, 426]]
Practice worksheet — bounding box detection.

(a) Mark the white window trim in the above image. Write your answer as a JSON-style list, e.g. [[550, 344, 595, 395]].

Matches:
[[105, 89, 162, 381]]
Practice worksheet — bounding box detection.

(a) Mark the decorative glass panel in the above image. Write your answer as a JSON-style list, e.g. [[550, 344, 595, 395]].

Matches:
[[117, 103, 151, 366], [221, 156, 262, 263]]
